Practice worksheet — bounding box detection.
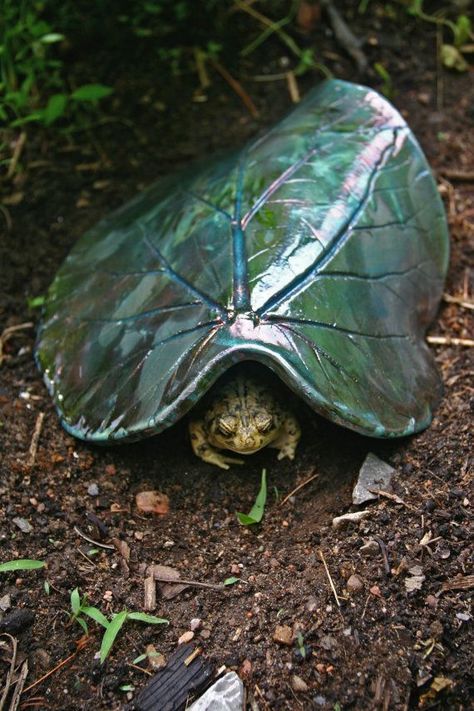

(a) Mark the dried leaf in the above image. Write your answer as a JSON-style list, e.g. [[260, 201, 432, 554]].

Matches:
[[148, 564, 189, 600], [419, 676, 453, 707]]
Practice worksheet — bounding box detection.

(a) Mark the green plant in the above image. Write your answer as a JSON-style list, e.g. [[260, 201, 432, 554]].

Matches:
[[99, 610, 168, 663], [69, 587, 109, 635], [296, 631, 307, 659], [223, 576, 240, 586], [373, 62, 393, 98], [1, 1, 113, 128], [0, 558, 45, 572], [236, 469, 267, 525], [68, 588, 168, 662]]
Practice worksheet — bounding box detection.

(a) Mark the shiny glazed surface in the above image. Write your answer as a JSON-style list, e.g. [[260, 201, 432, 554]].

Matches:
[[35, 79, 449, 442]]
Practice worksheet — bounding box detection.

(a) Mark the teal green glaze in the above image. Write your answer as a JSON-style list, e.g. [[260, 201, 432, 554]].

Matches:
[[35, 80, 449, 443]]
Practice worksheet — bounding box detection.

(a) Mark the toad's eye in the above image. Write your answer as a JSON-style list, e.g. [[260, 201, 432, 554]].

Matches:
[[217, 415, 238, 435], [255, 413, 273, 433]]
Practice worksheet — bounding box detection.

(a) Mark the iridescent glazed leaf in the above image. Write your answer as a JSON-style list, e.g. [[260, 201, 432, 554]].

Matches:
[[36, 80, 449, 442]]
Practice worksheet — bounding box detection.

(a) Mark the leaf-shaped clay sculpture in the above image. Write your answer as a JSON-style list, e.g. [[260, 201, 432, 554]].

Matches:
[[36, 79, 449, 444]]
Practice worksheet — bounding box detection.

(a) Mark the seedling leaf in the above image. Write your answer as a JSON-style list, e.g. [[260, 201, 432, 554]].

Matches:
[[100, 611, 128, 663], [127, 612, 168, 625], [223, 577, 240, 586], [27, 295, 46, 309], [0, 559, 45, 572], [82, 606, 109, 628], [236, 469, 267, 525], [76, 616, 89, 635], [70, 587, 81, 615], [71, 84, 114, 102]]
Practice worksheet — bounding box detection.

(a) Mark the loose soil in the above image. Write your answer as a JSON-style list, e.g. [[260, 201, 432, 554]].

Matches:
[[0, 3, 472, 710]]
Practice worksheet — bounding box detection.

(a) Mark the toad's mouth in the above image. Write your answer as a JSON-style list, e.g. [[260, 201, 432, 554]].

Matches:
[[224, 443, 265, 455]]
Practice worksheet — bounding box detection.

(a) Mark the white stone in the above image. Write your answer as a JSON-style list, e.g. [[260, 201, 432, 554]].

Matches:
[[188, 671, 244, 710], [352, 453, 395, 505]]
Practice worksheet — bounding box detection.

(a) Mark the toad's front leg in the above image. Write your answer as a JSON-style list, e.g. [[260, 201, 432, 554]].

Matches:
[[189, 419, 244, 470], [268, 413, 301, 461]]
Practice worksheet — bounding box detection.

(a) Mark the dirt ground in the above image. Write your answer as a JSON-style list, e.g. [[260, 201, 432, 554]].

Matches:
[[0, 3, 473, 710]]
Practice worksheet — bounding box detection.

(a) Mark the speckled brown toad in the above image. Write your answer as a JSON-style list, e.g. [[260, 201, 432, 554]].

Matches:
[[189, 371, 301, 469]]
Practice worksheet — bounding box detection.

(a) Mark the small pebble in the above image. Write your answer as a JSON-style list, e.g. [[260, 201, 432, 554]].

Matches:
[[190, 618, 202, 631], [292, 675, 309, 692], [145, 645, 166, 670], [346, 574, 364, 594], [12, 517, 33, 533], [0, 608, 35, 634], [200, 629, 211, 640], [319, 635, 336, 651], [332, 510, 370, 528], [178, 630, 195, 645], [188, 671, 244, 711], [313, 695, 327, 706], [306, 596, 318, 613], [352, 452, 395, 505], [240, 658, 252, 679], [87, 483, 99, 496], [425, 594, 438, 609], [273, 625, 293, 646], [0, 594, 11, 612]]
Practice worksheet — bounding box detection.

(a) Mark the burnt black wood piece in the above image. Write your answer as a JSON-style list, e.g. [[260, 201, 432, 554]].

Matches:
[[129, 644, 213, 711]]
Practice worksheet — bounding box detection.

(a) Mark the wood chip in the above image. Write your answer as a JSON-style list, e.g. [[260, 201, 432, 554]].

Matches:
[[136, 491, 170, 515], [144, 575, 157, 611], [332, 510, 370, 528], [441, 575, 474, 592]]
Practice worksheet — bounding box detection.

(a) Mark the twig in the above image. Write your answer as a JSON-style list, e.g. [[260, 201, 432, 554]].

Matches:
[[73, 526, 115, 550], [360, 592, 371, 621], [440, 169, 474, 182], [0, 322, 34, 366], [22, 637, 90, 695], [18, 699, 50, 709], [427, 336, 474, 347], [443, 293, 474, 310], [208, 58, 259, 118], [194, 48, 211, 90], [7, 659, 28, 711], [286, 70, 300, 103], [26, 412, 45, 468], [6, 132, 27, 179], [0, 634, 18, 711], [0, 205, 12, 232], [320, 0, 367, 73], [436, 25, 444, 111], [76, 547, 98, 569], [153, 575, 226, 592], [318, 549, 340, 608], [127, 663, 152, 676], [369, 488, 418, 512], [184, 648, 202, 666], [374, 537, 391, 575], [280, 472, 318, 506], [250, 72, 289, 82]]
